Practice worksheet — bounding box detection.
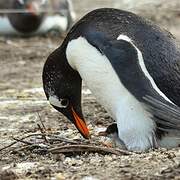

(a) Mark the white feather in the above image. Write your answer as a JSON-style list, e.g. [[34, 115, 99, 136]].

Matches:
[[49, 95, 62, 108]]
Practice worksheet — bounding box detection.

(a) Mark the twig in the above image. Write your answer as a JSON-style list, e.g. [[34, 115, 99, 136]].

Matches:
[[0, 141, 17, 152], [37, 124, 48, 143], [11, 145, 31, 153], [12, 137, 33, 145], [12, 144, 42, 153], [47, 137, 80, 145], [0, 133, 43, 152], [49, 145, 132, 156], [37, 113, 48, 143], [0, 135, 133, 156], [0, 133, 82, 152], [37, 112, 46, 131]]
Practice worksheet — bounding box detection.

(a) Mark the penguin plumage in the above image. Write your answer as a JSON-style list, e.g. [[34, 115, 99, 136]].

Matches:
[[43, 8, 180, 151]]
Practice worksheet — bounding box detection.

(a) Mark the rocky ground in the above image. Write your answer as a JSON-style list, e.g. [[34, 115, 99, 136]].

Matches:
[[0, 1, 180, 180]]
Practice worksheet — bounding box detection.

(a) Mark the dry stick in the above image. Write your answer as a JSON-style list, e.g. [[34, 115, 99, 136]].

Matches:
[[49, 145, 132, 156], [47, 137, 80, 145], [37, 124, 48, 143], [37, 113, 49, 143], [1, 134, 132, 156], [12, 145, 32, 153], [0, 140, 33, 155], [0, 133, 81, 152], [12, 144, 43, 153], [12, 137, 34, 145], [37, 112, 47, 131], [0, 141, 17, 152], [0, 133, 43, 152]]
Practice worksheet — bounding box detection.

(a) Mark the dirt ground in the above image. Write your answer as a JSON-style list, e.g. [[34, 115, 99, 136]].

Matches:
[[0, 2, 180, 180]]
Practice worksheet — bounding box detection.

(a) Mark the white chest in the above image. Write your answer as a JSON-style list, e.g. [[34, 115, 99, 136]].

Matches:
[[66, 36, 125, 117]]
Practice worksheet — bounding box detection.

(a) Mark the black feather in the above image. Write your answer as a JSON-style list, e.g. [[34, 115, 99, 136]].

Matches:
[[144, 95, 180, 133]]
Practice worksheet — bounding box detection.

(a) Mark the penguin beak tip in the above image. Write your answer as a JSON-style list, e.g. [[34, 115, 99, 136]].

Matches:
[[71, 107, 90, 139]]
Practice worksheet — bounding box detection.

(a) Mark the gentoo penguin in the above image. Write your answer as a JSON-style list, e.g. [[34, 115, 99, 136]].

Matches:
[[43, 8, 180, 151], [7, 0, 47, 33], [0, 0, 75, 36]]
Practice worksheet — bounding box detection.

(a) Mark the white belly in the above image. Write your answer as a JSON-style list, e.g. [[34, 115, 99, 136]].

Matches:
[[66, 36, 156, 151], [67, 38, 129, 118]]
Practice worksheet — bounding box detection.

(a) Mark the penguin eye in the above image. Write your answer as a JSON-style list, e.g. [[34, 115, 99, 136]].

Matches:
[[60, 98, 69, 108], [18, 0, 24, 4]]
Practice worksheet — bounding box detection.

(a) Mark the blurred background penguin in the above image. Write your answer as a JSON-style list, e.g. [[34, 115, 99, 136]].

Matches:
[[0, 0, 76, 36]]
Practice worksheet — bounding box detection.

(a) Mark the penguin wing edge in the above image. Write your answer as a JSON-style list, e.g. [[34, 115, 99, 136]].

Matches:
[[144, 95, 180, 133]]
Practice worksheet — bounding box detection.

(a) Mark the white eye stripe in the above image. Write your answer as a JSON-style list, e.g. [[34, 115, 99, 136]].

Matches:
[[49, 96, 69, 108]]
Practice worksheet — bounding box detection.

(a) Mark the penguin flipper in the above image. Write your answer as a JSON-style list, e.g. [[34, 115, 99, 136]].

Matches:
[[144, 95, 180, 133]]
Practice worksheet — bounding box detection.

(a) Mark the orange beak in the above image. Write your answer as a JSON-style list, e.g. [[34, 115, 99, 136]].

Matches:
[[71, 107, 90, 139]]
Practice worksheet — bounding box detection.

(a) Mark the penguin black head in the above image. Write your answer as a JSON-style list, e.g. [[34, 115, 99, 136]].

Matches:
[[8, 0, 48, 33], [42, 47, 90, 139]]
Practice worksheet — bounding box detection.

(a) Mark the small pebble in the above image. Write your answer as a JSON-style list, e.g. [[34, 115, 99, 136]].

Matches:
[[56, 173, 65, 180]]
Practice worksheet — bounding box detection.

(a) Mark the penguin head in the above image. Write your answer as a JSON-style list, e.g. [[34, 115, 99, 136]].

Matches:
[[15, 0, 48, 15], [42, 47, 90, 139]]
